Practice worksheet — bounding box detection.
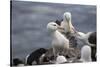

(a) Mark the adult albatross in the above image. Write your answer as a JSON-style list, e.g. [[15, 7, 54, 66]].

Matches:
[[59, 12, 95, 49]]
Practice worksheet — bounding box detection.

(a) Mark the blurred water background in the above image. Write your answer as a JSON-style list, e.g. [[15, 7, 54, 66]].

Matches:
[[11, 1, 96, 60]]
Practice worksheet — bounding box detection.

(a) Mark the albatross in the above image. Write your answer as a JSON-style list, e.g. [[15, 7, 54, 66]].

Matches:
[[59, 12, 95, 49], [58, 12, 79, 48], [47, 22, 70, 57]]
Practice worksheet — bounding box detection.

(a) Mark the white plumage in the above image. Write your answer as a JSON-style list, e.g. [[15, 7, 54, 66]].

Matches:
[[77, 32, 95, 47], [80, 45, 92, 62], [61, 12, 76, 33], [56, 55, 67, 64], [47, 22, 69, 56]]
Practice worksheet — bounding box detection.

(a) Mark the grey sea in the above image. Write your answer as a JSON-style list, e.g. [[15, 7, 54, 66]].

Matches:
[[11, 1, 96, 61]]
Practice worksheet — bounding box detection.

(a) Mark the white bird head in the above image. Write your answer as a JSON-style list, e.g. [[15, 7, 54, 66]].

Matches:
[[47, 22, 64, 32], [63, 12, 71, 22], [81, 45, 92, 62]]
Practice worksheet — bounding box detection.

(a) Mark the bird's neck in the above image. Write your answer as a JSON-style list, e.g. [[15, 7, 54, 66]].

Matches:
[[51, 30, 64, 40], [64, 20, 76, 33], [51, 30, 61, 37]]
